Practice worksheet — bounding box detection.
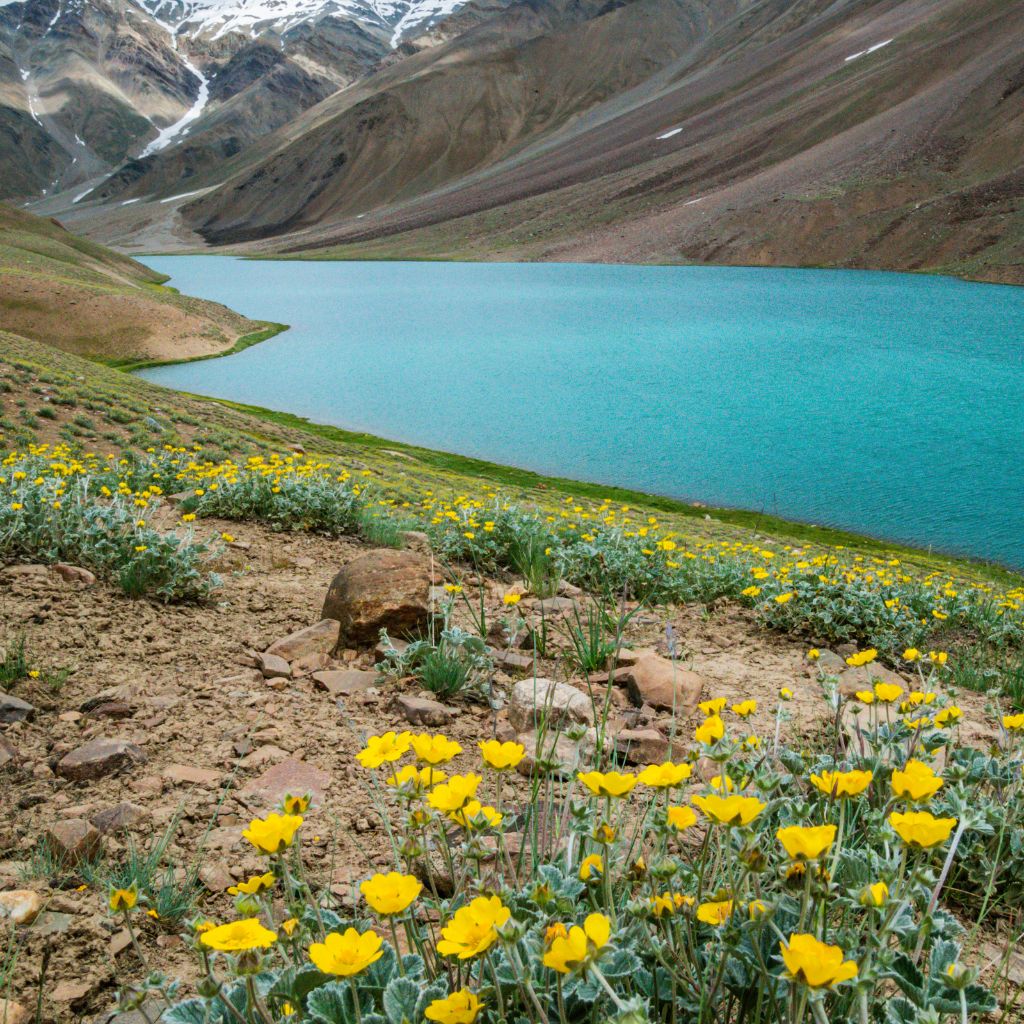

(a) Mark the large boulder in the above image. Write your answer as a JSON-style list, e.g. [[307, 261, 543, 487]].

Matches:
[[322, 549, 432, 646], [619, 654, 704, 715]]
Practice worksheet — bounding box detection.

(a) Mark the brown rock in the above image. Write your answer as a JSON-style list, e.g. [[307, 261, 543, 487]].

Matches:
[[110, 929, 133, 957], [51, 981, 92, 1003], [0, 691, 35, 724], [621, 654, 704, 715], [91, 802, 147, 834], [312, 669, 378, 696], [86, 702, 134, 720], [493, 650, 534, 673], [53, 563, 96, 586], [614, 728, 671, 764], [290, 652, 331, 677], [266, 619, 340, 662], [322, 549, 432, 646], [199, 859, 235, 892], [0, 735, 17, 770], [0, 890, 43, 926], [236, 757, 331, 808], [0, 564, 47, 577], [395, 695, 452, 727], [256, 652, 292, 680], [238, 744, 288, 768], [515, 729, 601, 778], [163, 764, 222, 786], [400, 530, 432, 556], [45, 819, 102, 864], [56, 738, 146, 781], [0, 999, 29, 1024]]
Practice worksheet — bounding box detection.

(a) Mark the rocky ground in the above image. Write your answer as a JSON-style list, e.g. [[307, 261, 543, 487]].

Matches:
[[0, 518, 1011, 1023]]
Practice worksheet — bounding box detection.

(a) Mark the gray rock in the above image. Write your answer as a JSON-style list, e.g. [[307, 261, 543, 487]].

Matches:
[[0, 691, 35, 724], [507, 678, 594, 733], [395, 695, 452, 727], [312, 669, 379, 696], [256, 652, 292, 679]]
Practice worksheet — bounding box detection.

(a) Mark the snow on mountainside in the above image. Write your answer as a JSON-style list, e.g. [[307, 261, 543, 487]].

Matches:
[[132, 0, 466, 44]]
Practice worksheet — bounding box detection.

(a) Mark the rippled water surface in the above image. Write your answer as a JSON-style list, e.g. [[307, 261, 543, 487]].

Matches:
[[139, 258, 1024, 567]]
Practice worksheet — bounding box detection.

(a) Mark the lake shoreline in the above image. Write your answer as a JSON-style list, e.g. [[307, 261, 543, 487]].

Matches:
[[132, 257, 1024, 576]]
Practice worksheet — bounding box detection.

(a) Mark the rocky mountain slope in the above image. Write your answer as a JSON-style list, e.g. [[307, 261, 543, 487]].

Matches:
[[0, 0, 478, 200], [176, 0, 1023, 282], [0, 203, 268, 361]]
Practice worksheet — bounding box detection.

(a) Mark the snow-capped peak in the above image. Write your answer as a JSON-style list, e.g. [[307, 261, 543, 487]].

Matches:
[[132, 0, 464, 44]]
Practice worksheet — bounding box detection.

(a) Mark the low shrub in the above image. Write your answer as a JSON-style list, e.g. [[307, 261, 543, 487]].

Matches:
[[116, 677, 1024, 1024]]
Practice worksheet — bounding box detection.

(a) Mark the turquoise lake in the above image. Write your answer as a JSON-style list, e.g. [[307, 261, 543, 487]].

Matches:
[[139, 258, 1024, 568]]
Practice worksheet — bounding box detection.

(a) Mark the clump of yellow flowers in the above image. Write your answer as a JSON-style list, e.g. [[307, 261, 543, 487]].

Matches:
[[132, 680, 1024, 1024]]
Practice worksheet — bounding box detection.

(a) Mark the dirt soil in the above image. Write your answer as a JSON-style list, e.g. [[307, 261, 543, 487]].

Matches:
[[0, 518, 1006, 1022]]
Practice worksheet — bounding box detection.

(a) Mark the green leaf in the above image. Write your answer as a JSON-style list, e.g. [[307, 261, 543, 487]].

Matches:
[[383, 977, 421, 1024], [162, 1000, 209, 1024], [308, 981, 356, 1024], [884, 999, 920, 1024]]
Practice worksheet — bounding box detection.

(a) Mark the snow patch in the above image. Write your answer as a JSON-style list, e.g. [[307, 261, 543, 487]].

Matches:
[[139, 45, 210, 156], [121, 198, 142, 205], [159, 189, 203, 203], [72, 186, 95, 203], [657, 127, 682, 140], [684, 197, 704, 206], [845, 38, 892, 62]]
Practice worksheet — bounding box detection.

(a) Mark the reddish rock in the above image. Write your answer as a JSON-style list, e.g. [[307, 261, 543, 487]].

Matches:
[[290, 652, 331, 677], [614, 728, 671, 764], [163, 764, 222, 786], [55, 738, 146, 781], [91, 802, 147, 834], [620, 654, 704, 715], [237, 744, 288, 768], [199, 860, 235, 892], [236, 757, 332, 808], [266, 619, 340, 661], [395, 695, 452, 727], [322, 549, 432, 646], [86, 701, 134, 720], [45, 819, 102, 864], [53, 563, 96, 586], [312, 669, 378, 696], [493, 650, 534, 672]]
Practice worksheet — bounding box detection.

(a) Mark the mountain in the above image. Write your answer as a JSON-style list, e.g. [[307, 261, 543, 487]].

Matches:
[[0, 203, 269, 361], [172, 0, 1024, 283], [0, 0, 476, 200]]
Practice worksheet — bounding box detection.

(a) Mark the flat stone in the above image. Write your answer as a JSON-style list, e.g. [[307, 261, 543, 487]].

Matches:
[[53, 563, 96, 586], [56, 738, 146, 781], [51, 981, 92, 1003], [237, 744, 288, 768], [0, 691, 35, 724], [236, 757, 331, 809], [90, 802, 147, 834], [86, 701, 134, 720], [621, 654, 704, 715], [163, 764, 222, 786], [613, 728, 671, 764], [811, 650, 847, 674], [110, 929, 133, 957], [395, 695, 452, 727], [535, 596, 578, 616], [492, 650, 534, 672], [0, 890, 43, 926], [45, 819, 102, 864], [290, 652, 331, 677], [199, 859, 234, 892], [30, 911, 74, 937], [266, 619, 340, 661], [256, 652, 292, 679], [508, 678, 594, 733], [312, 669, 378, 696]]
